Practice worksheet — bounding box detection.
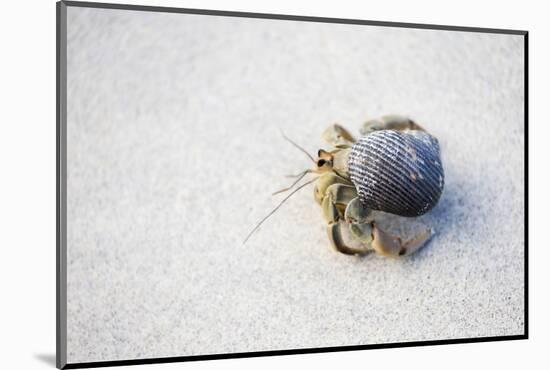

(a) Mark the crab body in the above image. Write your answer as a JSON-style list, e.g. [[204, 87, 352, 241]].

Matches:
[[312, 115, 444, 256], [247, 115, 444, 256]]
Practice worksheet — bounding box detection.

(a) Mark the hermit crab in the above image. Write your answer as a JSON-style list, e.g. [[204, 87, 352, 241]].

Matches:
[[245, 115, 444, 257]]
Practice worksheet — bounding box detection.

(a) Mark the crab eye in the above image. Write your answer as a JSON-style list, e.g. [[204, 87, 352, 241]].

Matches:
[[317, 159, 326, 167]]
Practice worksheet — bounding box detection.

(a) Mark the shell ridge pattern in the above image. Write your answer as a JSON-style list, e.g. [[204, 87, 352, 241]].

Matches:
[[348, 129, 444, 217], [351, 163, 421, 212], [359, 136, 438, 205], [350, 134, 434, 211], [374, 131, 441, 196]]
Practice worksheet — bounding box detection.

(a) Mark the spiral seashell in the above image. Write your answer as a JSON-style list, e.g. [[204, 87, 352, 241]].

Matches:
[[347, 130, 444, 217]]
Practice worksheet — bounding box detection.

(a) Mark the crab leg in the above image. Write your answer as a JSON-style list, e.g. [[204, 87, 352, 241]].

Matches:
[[360, 115, 426, 135], [314, 172, 353, 205], [322, 185, 371, 255], [327, 223, 371, 256], [321, 124, 356, 148]]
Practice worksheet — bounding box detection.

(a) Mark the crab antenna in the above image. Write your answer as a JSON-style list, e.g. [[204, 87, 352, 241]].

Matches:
[[243, 177, 318, 245], [280, 130, 315, 163], [272, 170, 312, 195]]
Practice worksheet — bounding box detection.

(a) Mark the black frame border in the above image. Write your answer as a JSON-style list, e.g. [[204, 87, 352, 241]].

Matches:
[[56, 1, 529, 369]]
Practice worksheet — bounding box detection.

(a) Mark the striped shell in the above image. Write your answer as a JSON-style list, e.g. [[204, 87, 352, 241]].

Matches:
[[348, 130, 444, 217]]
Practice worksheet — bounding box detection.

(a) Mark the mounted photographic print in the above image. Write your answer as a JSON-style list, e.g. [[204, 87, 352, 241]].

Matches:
[[57, 1, 528, 368]]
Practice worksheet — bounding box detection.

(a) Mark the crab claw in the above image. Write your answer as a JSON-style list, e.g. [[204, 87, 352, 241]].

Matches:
[[371, 223, 434, 257]]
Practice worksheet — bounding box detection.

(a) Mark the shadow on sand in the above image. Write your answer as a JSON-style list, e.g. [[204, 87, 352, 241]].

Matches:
[[34, 353, 56, 367]]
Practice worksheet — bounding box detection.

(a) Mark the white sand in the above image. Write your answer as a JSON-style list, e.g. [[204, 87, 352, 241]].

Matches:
[[65, 7, 525, 363]]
